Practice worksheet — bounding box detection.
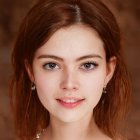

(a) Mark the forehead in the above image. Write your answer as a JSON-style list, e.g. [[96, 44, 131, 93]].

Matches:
[[35, 24, 105, 59]]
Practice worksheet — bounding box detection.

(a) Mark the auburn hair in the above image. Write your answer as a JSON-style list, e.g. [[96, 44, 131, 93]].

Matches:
[[10, 0, 131, 139]]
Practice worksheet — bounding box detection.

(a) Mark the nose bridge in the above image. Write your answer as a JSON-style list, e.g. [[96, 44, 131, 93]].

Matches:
[[60, 67, 79, 90]]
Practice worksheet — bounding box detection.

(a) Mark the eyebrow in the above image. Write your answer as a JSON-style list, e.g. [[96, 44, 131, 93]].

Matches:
[[37, 54, 103, 61]]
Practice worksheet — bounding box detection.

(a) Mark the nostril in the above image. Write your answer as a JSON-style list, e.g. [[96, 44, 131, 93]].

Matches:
[[60, 80, 79, 90], [60, 71, 79, 90]]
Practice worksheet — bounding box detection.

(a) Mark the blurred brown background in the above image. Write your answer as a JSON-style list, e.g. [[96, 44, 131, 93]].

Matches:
[[0, 0, 140, 139]]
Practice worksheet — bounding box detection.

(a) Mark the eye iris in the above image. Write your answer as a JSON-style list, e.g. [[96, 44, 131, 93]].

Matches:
[[84, 63, 92, 69], [49, 63, 56, 68]]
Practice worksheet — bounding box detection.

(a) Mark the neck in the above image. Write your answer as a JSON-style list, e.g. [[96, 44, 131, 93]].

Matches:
[[44, 112, 103, 140]]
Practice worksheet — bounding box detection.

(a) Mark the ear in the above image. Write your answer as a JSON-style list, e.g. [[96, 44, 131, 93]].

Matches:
[[104, 56, 117, 86], [24, 60, 35, 82]]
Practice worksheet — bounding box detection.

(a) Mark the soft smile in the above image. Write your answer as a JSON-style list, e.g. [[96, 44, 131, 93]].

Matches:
[[56, 97, 85, 109]]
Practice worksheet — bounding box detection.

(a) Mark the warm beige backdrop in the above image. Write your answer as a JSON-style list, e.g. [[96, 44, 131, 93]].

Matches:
[[0, 0, 140, 139]]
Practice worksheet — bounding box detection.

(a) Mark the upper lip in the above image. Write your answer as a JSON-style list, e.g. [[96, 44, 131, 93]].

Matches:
[[56, 97, 85, 101]]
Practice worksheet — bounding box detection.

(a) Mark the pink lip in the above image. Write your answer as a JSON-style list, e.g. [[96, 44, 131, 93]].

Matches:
[[56, 97, 85, 109]]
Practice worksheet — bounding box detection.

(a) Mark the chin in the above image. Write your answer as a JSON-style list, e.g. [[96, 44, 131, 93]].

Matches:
[[58, 116, 82, 123], [52, 111, 87, 124]]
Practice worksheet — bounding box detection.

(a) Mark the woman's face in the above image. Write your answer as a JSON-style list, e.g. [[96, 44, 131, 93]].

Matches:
[[27, 25, 116, 123]]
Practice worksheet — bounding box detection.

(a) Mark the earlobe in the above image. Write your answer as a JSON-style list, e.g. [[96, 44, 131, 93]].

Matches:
[[24, 60, 34, 82], [105, 56, 117, 86]]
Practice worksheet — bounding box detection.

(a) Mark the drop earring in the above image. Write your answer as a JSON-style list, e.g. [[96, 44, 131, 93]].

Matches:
[[103, 86, 107, 94], [31, 82, 36, 90]]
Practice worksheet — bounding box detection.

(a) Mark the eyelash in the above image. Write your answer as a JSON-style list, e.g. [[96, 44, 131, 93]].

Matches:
[[80, 61, 98, 71], [43, 62, 60, 70], [42, 61, 98, 71]]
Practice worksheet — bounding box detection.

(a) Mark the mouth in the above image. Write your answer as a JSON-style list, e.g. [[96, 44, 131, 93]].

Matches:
[[56, 97, 85, 109]]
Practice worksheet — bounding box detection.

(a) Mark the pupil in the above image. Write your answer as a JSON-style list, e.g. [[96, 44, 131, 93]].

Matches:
[[85, 63, 90, 68], [50, 63, 55, 68]]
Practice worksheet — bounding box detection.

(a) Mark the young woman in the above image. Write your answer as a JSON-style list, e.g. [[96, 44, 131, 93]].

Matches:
[[10, 0, 131, 140]]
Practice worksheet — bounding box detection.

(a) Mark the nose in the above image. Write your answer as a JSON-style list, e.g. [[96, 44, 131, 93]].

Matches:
[[60, 69, 79, 91]]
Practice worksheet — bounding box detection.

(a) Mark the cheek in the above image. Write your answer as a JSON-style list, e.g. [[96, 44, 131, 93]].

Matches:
[[34, 74, 59, 111], [34, 72, 65, 107], [35, 76, 58, 93], [34, 64, 59, 87], [81, 69, 106, 100]]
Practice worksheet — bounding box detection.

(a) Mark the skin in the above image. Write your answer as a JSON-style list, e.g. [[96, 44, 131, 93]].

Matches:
[[26, 24, 116, 140]]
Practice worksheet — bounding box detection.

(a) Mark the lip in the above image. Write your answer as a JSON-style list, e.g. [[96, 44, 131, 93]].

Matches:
[[56, 97, 85, 109]]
